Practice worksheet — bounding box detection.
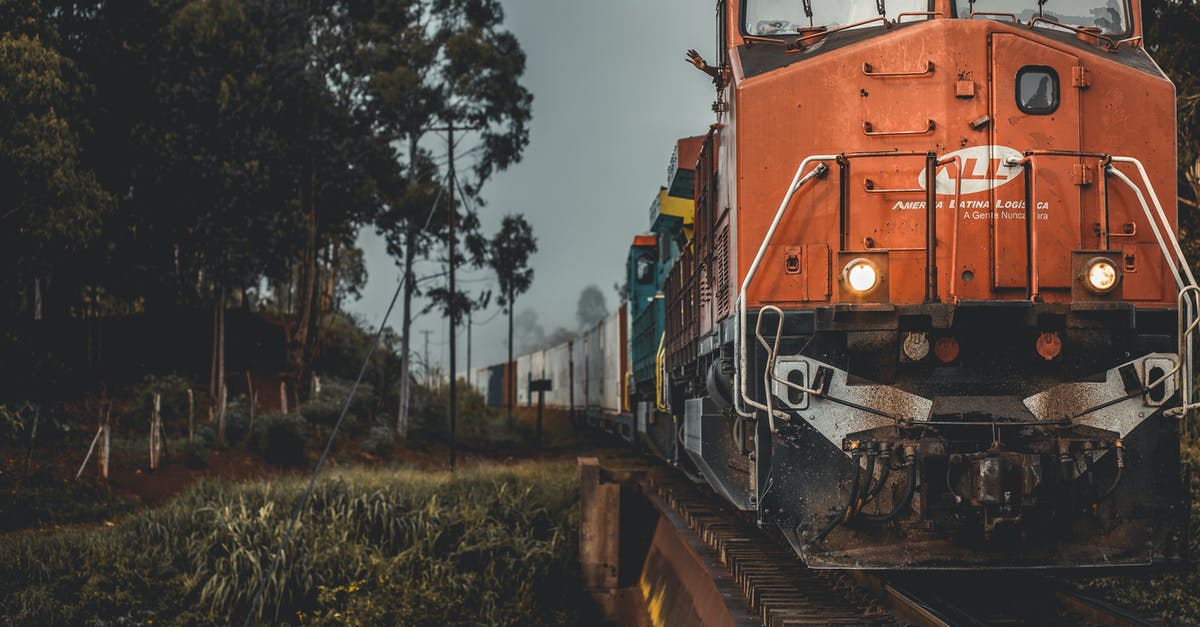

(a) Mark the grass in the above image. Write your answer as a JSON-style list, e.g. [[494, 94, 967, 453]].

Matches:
[[0, 479, 135, 532], [0, 460, 597, 626], [1076, 444, 1200, 625]]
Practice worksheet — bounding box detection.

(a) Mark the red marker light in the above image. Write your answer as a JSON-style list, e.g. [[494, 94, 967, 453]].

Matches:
[[1036, 332, 1062, 361], [934, 337, 960, 363]]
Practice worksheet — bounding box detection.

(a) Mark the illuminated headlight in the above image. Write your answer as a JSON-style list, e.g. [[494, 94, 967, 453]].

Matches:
[[842, 258, 879, 294], [1084, 257, 1120, 294]]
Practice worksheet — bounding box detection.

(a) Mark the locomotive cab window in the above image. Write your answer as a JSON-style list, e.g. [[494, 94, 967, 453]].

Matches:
[[744, 0, 930, 36], [635, 255, 655, 284], [1016, 66, 1059, 115], [954, 1, 1128, 35]]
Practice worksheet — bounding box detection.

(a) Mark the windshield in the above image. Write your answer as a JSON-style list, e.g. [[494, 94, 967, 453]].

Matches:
[[955, 1, 1128, 34], [744, 0, 931, 36]]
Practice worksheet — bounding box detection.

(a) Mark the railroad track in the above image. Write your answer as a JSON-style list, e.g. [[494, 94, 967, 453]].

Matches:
[[638, 463, 1162, 627], [644, 471, 894, 625], [872, 572, 1160, 626]]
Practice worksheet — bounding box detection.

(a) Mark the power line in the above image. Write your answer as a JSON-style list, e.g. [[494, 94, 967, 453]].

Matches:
[[473, 306, 504, 327]]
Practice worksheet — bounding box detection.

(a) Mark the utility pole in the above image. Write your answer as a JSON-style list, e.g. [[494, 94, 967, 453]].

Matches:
[[428, 117, 478, 471], [467, 308, 472, 384], [446, 119, 458, 471]]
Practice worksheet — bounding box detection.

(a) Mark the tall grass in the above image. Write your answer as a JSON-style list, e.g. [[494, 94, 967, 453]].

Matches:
[[0, 461, 596, 626]]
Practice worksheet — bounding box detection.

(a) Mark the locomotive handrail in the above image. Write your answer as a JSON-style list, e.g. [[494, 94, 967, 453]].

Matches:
[[1006, 151, 1199, 416], [742, 34, 792, 47], [895, 11, 945, 23], [863, 120, 936, 137], [755, 305, 810, 432], [1014, 155, 1043, 301], [861, 60, 934, 78], [941, 156, 965, 302], [1104, 158, 1200, 417], [655, 332, 669, 413], [968, 11, 1019, 22], [1113, 36, 1144, 49], [736, 156, 835, 419]]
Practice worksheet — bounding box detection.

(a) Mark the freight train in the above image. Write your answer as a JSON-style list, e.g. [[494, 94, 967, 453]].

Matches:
[[467, 0, 1194, 570]]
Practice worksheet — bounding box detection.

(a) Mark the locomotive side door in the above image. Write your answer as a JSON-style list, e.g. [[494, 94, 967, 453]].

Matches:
[[990, 33, 1084, 291]]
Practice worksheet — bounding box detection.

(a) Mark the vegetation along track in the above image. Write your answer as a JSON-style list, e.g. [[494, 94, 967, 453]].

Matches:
[[645, 466, 1161, 626]]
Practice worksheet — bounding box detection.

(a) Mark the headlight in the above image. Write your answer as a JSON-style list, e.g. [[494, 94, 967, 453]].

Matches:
[[842, 258, 879, 294], [1084, 257, 1120, 294]]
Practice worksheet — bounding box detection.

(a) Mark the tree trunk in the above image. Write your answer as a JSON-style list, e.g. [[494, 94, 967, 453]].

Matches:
[[245, 371, 256, 442], [210, 297, 219, 399], [397, 226, 418, 440], [187, 389, 194, 445], [33, 276, 42, 321], [293, 160, 319, 400], [324, 243, 339, 313], [507, 288, 515, 425], [397, 134, 422, 440], [216, 288, 227, 444]]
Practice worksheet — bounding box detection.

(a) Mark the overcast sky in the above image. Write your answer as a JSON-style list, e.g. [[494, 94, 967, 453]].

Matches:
[[348, 0, 717, 374]]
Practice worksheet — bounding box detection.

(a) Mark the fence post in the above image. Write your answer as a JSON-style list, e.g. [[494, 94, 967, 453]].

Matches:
[[187, 389, 195, 444], [100, 403, 110, 479], [150, 392, 162, 470]]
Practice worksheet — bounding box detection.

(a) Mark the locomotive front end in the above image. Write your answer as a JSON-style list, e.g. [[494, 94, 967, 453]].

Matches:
[[667, 0, 1193, 569]]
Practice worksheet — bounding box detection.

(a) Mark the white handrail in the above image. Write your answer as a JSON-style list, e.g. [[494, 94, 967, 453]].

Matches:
[[1109, 158, 1198, 286], [735, 157, 834, 418], [1107, 158, 1200, 418]]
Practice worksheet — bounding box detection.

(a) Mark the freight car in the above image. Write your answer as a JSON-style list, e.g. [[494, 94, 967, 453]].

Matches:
[[470, 0, 1194, 571]]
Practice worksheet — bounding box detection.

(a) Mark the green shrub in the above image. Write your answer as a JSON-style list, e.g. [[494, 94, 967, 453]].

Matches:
[[409, 380, 495, 444], [184, 441, 209, 469], [221, 395, 252, 443], [194, 424, 217, 447], [130, 374, 193, 432], [359, 425, 395, 459], [251, 413, 308, 466], [300, 379, 376, 427], [0, 480, 134, 532], [0, 462, 594, 626]]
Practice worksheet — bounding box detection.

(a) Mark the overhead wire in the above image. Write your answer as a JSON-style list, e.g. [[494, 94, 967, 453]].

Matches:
[[242, 180, 446, 626]]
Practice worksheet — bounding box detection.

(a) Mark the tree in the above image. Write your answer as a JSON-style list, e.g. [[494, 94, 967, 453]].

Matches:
[[489, 214, 537, 422], [365, 0, 533, 436], [576, 285, 609, 330], [0, 27, 110, 320]]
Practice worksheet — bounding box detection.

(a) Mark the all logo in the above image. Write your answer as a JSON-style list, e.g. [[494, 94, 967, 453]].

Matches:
[[917, 145, 1023, 195]]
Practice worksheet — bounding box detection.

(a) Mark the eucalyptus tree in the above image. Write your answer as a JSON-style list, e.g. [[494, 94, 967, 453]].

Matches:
[[0, 9, 110, 321], [488, 214, 537, 423], [361, 0, 533, 434]]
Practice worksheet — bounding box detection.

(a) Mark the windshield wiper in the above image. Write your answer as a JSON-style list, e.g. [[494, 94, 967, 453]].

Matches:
[[803, 0, 814, 27], [877, 0, 886, 16]]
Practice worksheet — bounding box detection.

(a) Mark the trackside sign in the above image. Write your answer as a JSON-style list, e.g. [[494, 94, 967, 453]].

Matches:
[[917, 145, 1023, 195]]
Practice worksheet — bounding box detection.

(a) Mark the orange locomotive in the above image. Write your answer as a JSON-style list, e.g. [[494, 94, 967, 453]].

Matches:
[[651, 1, 1194, 569]]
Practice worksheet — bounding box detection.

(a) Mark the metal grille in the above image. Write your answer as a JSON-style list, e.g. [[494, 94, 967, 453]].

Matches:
[[714, 219, 731, 319]]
